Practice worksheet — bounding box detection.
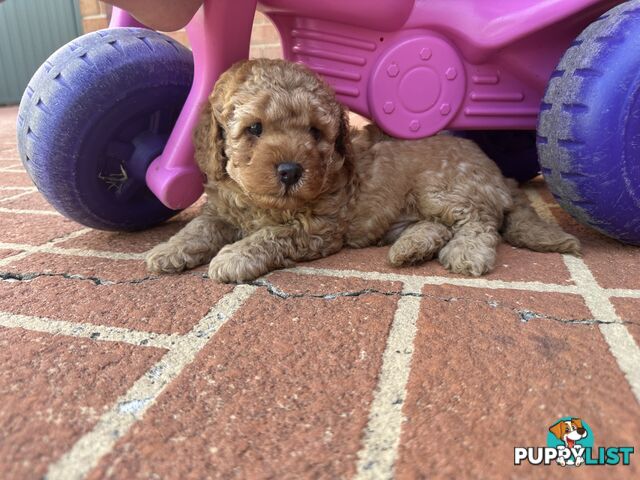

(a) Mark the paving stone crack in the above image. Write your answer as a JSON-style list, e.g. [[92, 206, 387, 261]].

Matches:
[[2, 270, 637, 327], [249, 278, 639, 327], [250, 278, 404, 300], [0, 270, 160, 286]]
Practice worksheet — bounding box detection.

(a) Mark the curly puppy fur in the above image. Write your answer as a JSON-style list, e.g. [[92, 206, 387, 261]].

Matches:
[[146, 59, 579, 282]]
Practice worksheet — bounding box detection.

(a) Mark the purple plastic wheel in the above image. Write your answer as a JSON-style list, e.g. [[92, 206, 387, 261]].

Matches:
[[537, 0, 640, 245], [17, 28, 194, 231]]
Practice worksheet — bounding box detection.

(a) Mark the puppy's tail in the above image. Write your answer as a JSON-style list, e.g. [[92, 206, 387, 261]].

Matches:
[[501, 179, 581, 255]]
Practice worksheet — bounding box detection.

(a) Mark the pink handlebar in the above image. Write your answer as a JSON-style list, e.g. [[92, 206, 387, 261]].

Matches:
[[111, 0, 258, 210]]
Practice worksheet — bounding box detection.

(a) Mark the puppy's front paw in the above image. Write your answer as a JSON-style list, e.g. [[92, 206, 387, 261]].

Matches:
[[438, 239, 496, 276], [146, 241, 208, 273], [207, 246, 267, 283], [146, 242, 188, 273]]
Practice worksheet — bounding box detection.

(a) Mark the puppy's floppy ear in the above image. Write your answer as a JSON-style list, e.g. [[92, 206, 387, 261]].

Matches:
[[334, 106, 353, 163], [549, 421, 565, 440], [572, 418, 583, 429], [194, 99, 227, 182], [194, 61, 249, 182]]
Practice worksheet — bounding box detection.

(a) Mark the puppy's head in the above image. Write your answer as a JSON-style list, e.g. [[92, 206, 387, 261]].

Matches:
[[195, 59, 351, 210], [549, 418, 588, 442]]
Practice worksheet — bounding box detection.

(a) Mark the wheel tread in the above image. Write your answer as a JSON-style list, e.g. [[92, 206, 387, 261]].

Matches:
[[561, 103, 589, 114], [573, 67, 602, 78], [17, 28, 193, 231], [136, 35, 156, 52], [34, 98, 51, 115], [78, 52, 94, 67], [537, 0, 640, 244], [107, 38, 125, 54]]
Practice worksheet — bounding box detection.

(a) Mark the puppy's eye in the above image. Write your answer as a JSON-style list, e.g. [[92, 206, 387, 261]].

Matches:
[[247, 122, 262, 137], [310, 126, 322, 141]]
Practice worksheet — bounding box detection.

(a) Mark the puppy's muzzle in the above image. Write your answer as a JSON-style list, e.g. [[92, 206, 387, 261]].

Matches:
[[277, 162, 303, 187]]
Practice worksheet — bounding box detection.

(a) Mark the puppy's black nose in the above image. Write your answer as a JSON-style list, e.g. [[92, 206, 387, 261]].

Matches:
[[277, 162, 303, 186], [577, 428, 586, 435]]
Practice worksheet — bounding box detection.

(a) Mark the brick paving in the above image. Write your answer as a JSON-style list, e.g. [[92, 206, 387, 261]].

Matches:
[[0, 104, 639, 479]]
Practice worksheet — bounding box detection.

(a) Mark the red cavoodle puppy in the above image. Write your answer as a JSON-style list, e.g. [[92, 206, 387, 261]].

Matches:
[[146, 59, 579, 282]]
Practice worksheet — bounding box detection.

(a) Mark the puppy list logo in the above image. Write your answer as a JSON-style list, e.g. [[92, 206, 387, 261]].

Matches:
[[514, 417, 634, 467]]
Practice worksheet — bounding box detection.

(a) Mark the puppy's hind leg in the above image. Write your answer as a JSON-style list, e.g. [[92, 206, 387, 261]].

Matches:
[[146, 214, 237, 274], [501, 179, 580, 255], [438, 218, 502, 276], [388, 221, 453, 267]]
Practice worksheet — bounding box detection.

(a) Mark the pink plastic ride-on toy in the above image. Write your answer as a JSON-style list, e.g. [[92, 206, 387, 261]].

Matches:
[[17, 0, 640, 244]]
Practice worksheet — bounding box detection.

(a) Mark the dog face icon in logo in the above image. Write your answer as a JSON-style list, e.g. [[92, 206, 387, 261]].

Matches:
[[548, 418, 589, 466]]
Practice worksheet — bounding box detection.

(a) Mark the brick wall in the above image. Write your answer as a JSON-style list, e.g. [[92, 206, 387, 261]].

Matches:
[[249, 12, 282, 59], [78, 0, 109, 32], [78, 1, 282, 58]]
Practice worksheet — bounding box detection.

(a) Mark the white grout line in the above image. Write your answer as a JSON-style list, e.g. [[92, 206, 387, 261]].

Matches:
[[0, 190, 35, 203], [0, 206, 59, 216], [598, 323, 640, 396], [0, 186, 36, 191], [0, 166, 24, 173], [0, 228, 93, 267], [564, 255, 640, 402], [45, 284, 257, 480], [0, 242, 145, 264], [38, 246, 147, 261], [605, 288, 640, 299], [0, 251, 32, 267], [354, 277, 422, 480], [526, 189, 640, 403], [0, 312, 178, 350], [289, 266, 580, 295]]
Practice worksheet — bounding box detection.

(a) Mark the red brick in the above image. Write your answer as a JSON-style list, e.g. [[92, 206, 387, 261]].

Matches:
[[0, 161, 21, 169], [0, 189, 28, 201], [0, 159, 20, 166], [0, 154, 19, 164], [396, 285, 640, 479], [0, 328, 165, 480], [552, 208, 640, 289], [99, 1, 110, 15], [2, 252, 149, 283], [0, 275, 232, 335], [0, 249, 21, 260], [0, 212, 82, 246], [251, 23, 281, 45], [0, 191, 55, 211], [611, 297, 640, 349], [305, 243, 575, 285], [0, 105, 19, 119], [165, 30, 189, 47], [266, 270, 402, 297], [79, 0, 100, 16], [253, 11, 272, 25], [56, 199, 204, 253], [250, 45, 283, 59], [87, 277, 399, 479], [0, 172, 34, 187], [418, 284, 590, 320], [83, 15, 109, 33]]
